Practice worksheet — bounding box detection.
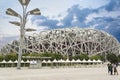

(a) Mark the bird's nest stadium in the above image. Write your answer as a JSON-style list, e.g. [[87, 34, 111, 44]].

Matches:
[[0, 27, 120, 56]]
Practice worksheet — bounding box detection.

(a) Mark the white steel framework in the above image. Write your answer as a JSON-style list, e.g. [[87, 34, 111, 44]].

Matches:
[[1, 28, 120, 56]]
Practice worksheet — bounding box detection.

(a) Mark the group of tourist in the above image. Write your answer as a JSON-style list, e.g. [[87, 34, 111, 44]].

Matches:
[[107, 63, 118, 75]]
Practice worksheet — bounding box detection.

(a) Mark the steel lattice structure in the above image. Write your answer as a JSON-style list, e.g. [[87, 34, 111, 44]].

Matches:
[[1, 28, 120, 56]]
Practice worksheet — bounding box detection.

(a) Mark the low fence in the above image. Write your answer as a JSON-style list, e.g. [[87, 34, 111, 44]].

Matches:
[[0, 60, 29, 67], [0, 59, 103, 68]]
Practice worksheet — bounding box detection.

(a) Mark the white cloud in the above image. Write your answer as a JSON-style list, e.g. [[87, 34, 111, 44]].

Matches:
[[72, 15, 78, 23], [49, 11, 68, 21], [89, 24, 99, 29], [0, 35, 3, 40], [86, 9, 120, 23], [105, 26, 109, 29], [25, 18, 49, 36], [0, 24, 19, 37], [0, 16, 48, 38], [57, 22, 64, 26]]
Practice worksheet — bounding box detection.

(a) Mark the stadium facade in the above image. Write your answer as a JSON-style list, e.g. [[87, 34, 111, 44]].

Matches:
[[0, 27, 120, 56]]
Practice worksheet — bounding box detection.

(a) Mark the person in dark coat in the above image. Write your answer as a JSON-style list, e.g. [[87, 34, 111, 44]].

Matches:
[[109, 63, 113, 75], [107, 63, 111, 74]]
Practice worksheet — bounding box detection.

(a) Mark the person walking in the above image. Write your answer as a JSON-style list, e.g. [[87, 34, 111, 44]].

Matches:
[[113, 63, 118, 75], [107, 63, 111, 74], [109, 63, 113, 75]]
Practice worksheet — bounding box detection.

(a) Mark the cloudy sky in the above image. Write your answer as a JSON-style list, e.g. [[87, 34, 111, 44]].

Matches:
[[0, 0, 120, 48]]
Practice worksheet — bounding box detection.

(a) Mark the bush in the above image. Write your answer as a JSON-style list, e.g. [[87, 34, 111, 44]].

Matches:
[[0, 55, 4, 61], [51, 53, 63, 60], [41, 52, 52, 57], [118, 54, 120, 62], [73, 53, 89, 60], [106, 53, 118, 63], [90, 54, 104, 61], [73, 54, 81, 60], [4, 53, 17, 61]]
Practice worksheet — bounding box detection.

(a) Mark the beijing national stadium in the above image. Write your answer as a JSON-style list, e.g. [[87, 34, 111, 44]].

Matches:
[[0, 27, 120, 57]]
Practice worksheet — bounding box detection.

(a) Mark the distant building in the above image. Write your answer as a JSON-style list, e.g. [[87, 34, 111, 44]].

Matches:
[[1, 27, 120, 56]]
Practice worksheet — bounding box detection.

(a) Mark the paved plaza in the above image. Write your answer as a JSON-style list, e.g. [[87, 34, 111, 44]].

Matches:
[[0, 66, 120, 80]]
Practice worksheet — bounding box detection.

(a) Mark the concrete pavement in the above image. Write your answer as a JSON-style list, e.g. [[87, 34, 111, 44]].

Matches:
[[0, 66, 120, 80]]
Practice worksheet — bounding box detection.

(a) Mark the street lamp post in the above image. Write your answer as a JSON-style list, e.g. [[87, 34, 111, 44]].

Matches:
[[6, 0, 41, 69]]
